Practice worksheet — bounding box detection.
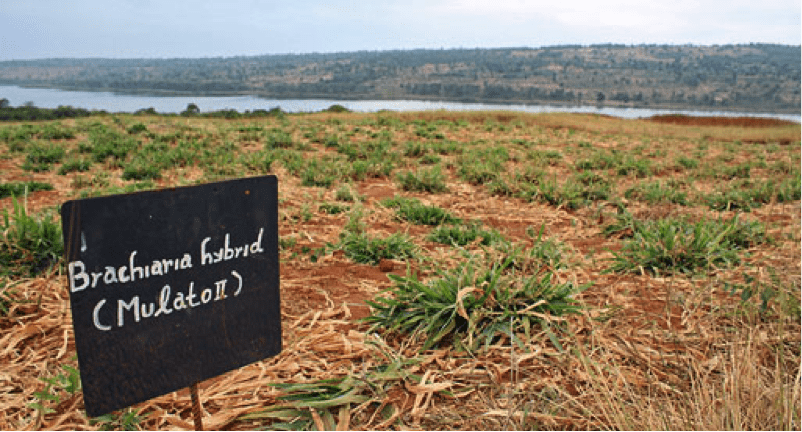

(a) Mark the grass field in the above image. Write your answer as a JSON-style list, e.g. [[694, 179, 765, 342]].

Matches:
[[1, 110, 799, 430]]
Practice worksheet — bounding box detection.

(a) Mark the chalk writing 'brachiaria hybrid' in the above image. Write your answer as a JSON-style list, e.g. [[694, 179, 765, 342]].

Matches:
[[67, 228, 264, 292]]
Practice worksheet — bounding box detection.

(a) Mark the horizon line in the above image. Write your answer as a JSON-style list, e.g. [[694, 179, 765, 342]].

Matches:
[[2, 42, 800, 63]]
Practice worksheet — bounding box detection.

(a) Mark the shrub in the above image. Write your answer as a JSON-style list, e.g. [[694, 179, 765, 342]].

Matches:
[[126, 123, 149, 135]]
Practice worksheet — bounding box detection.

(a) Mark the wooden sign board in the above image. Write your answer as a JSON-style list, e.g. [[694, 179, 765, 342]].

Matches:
[[60, 176, 281, 417]]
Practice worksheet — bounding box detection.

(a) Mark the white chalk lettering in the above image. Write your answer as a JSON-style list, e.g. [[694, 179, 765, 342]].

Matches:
[[93, 299, 111, 331], [154, 285, 173, 317], [232, 270, 243, 296], [118, 266, 129, 283], [69, 250, 196, 292], [68, 261, 90, 292], [201, 288, 212, 304], [103, 267, 119, 285], [251, 228, 264, 254], [140, 302, 155, 318], [118, 297, 140, 327], [99, 276, 244, 330], [129, 251, 144, 280], [151, 260, 163, 276], [173, 292, 187, 310], [214, 279, 227, 300], [201, 237, 214, 265], [200, 228, 265, 266], [187, 282, 200, 307], [91, 272, 103, 288]]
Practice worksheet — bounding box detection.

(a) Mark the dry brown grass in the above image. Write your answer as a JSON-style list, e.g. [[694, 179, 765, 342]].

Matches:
[[1, 111, 799, 430]]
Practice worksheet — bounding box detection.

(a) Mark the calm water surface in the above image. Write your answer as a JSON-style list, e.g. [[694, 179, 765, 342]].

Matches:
[[2, 85, 799, 122]]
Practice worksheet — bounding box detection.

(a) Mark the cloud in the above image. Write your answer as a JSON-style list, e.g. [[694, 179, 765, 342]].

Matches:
[[0, 0, 798, 59]]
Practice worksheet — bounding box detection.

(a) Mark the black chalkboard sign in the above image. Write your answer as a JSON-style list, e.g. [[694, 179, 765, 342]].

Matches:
[[60, 175, 281, 417]]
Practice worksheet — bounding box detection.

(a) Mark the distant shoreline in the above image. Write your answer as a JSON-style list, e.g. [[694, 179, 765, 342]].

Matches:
[[6, 83, 801, 117]]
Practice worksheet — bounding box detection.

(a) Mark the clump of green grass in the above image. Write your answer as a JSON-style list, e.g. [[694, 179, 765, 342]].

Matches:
[[264, 129, 295, 149], [0, 181, 54, 199], [675, 156, 699, 170], [1, 198, 63, 277], [396, 166, 448, 193], [38, 124, 76, 140], [427, 223, 504, 247], [244, 342, 418, 431], [122, 157, 162, 181], [530, 174, 610, 210], [615, 156, 652, 177], [126, 123, 150, 135], [338, 231, 417, 265], [57, 157, 92, 175], [381, 196, 460, 226], [239, 150, 276, 174], [704, 178, 801, 211], [85, 129, 139, 165], [23, 142, 66, 172], [335, 184, 359, 202], [319, 203, 349, 215], [606, 213, 768, 275], [457, 146, 509, 185], [624, 181, 688, 205], [300, 158, 340, 188], [365, 252, 584, 352]]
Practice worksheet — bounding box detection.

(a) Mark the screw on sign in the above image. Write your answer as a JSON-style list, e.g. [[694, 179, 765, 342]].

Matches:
[[61, 175, 282, 427]]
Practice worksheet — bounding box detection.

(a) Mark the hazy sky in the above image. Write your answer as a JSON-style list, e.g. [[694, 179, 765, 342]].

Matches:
[[1, 0, 799, 60]]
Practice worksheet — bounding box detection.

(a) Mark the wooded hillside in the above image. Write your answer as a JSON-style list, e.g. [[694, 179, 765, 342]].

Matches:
[[1, 44, 799, 113]]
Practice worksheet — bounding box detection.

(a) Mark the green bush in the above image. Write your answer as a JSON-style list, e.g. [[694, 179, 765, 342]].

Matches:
[[126, 123, 149, 135]]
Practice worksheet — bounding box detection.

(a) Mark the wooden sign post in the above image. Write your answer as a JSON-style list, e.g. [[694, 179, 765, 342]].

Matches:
[[60, 175, 282, 424]]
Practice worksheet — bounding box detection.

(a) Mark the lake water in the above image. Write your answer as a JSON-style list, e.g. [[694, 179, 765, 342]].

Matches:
[[2, 85, 799, 122]]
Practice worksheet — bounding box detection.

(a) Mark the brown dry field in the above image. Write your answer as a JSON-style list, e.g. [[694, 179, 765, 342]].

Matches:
[[1, 111, 800, 430]]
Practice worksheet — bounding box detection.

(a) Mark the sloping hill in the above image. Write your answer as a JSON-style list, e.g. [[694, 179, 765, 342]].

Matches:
[[1, 44, 799, 113]]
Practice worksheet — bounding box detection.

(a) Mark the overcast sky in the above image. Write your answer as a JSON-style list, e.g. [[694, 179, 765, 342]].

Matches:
[[1, 0, 799, 60]]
